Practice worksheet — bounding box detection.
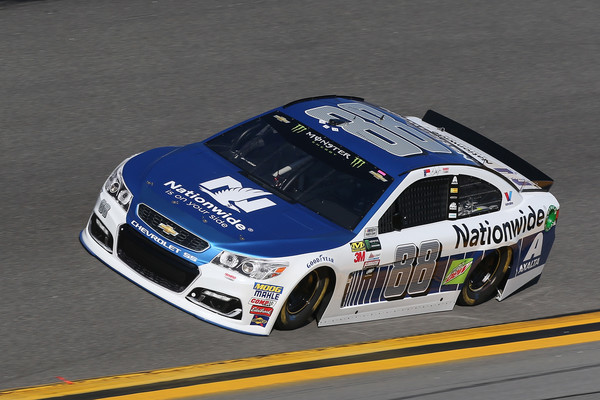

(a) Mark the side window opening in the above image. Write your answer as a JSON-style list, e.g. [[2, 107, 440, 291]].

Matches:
[[457, 175, 502, 218], [378, 173, 502, 234], [379, 176, 451, 233]]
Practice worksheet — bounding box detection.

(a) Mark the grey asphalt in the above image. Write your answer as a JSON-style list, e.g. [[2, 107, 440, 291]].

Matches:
[[1, 0, 599, 394]]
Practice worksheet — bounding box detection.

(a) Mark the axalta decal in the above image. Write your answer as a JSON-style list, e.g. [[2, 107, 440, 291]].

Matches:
[[453, 206, 545, 249], [517, 232, 544, 276], [163, 176, 276, 231]]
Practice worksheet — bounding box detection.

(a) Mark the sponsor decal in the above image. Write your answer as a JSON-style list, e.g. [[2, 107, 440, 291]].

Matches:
[[450, 187, 458, 194], [504, 191, 514, 206], [250, 305, 273, 317], [369, 170, 388, 182], [451, 176, 458, 185], [443, 258, 473, 285], [545, 205, 558, 231], [350, 157, 366, 168], [364, 238, 381, 251], [424, 167, 450, 177], [224, 272, 236, 281], [353, 251, 366, 263], [253, 283, 283, 293], [273, 114, 290, 123], [453, 206, 545, 248], [164, 176, 276, 231], [98, 199, 110, 218], [449, 202, 457, 211], [250, 315, 270, 327], [253, 282, 283, 301], [306, 254, 334, 268], [130, 220, 183, 254], [249, 297, 276, 307], [517, 232, 544, 275], [350, 241, 366, 252], [363, 253, 381, 268], [364, 226, 378, 238], [291, 123, 353, 160], [448, 212, 457, 219]]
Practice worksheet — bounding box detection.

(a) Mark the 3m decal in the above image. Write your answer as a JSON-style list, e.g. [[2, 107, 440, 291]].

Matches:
[[305, 103, 452, 157], [350, 241, 366, 252], [453, 206, 545, 248], [354, 251, 366, 263], [443, 258, 473, 285], [342, 240, 442, 306]]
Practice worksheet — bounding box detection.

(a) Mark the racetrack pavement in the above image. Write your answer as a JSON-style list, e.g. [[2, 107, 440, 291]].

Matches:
[[1, 0, 599, 394]]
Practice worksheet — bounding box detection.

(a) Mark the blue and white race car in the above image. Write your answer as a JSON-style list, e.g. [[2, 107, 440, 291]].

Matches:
[[80, 96, 559, 335]]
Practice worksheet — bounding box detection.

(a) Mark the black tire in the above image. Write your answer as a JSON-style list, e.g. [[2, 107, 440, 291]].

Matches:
[[275, 269, 330, 330], [458, 248, 512, 306]]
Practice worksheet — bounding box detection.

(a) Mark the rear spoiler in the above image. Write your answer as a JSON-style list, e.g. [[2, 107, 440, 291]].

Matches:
[[422, 110, 553, 191]]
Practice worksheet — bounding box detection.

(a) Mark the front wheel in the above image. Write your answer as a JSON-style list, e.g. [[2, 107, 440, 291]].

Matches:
[[275, 269, 330, 330], [458, 248, 511, 306]]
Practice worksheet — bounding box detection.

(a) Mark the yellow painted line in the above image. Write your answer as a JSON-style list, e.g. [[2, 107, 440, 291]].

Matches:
[[105, 331, 600, 400], [2, 311, 600, 400]]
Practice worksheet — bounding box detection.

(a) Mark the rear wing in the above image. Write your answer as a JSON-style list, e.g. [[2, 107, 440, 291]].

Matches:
[[422, 110, 553, 191]]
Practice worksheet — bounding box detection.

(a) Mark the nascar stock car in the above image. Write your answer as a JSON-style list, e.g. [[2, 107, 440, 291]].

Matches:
[[80, 95, 559, 335]]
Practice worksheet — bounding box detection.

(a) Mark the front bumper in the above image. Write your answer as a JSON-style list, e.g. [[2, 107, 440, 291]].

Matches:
[[79, 193, 280, 335]]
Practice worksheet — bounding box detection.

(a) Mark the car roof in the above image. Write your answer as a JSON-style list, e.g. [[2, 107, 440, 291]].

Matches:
[[278, 96, 479, 178]]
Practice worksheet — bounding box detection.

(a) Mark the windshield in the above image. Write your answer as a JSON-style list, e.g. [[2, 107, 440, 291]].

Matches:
[[205, 112, 393, 230]]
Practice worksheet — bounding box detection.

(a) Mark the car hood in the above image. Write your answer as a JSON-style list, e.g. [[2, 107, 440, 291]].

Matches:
[[123, 144, 355, 258]]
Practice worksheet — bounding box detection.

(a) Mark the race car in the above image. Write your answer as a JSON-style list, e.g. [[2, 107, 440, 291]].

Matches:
[[80, 95, 559, 335]]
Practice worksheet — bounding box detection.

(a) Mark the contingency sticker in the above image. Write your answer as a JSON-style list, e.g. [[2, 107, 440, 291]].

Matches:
[[443, 258, 473, 285]]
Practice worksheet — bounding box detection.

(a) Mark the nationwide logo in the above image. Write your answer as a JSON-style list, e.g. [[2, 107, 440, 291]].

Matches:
[[452, 206, 545, 248], [164, 176, 276, 231], [198, 176, 275, 213], [158, 223, 179, 237]]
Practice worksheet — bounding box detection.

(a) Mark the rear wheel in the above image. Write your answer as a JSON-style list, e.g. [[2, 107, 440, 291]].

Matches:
[[275, 269, 330, 330], [458, 248, 511, 306]]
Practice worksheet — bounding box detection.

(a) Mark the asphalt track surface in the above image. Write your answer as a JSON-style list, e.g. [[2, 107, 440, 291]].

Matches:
[[1, 0, 599, 396]]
